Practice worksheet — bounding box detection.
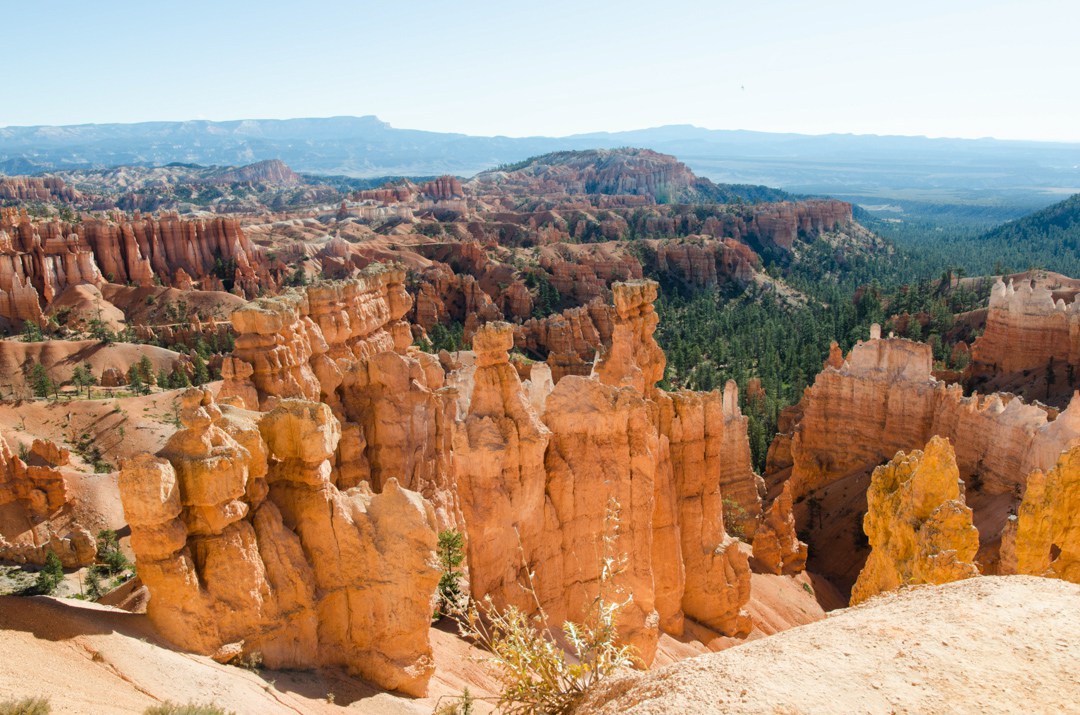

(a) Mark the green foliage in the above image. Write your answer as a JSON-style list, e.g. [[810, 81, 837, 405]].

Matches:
[[85, 565, 106, 600], [34, 551, 64, 594], [0, 696, 51, 715], [191, 354, 210, 386], [22, 320, 43, 342], [71, 363, 97, 398], [286, 264, 308, 287], [97, 529, 130, 574], [427, 322, 467, 353], [88, 316, 114, 344], [29, 363, 55, 399], [523, 272, 561, 319], [212, 256, 238, 291], [435, 530, 465, 619]]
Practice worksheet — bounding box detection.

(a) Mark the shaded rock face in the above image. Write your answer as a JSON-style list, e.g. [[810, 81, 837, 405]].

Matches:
[[1000, 444, 1080, 583], [752, 482, 807, 576], [118, 389, 440, 696], [0, 209, 275, 324], [0, 437, 96, 567], [850, 437, 979, 605], [765, 335, 1080, 593]]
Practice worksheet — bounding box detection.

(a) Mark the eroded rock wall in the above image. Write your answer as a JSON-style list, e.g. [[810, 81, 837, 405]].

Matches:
[[118, 389, 439, 695]]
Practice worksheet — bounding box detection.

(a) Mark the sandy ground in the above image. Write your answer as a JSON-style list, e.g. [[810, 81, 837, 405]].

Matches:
[[577, 576, 1080, 715], [0, 567, 830, 714]]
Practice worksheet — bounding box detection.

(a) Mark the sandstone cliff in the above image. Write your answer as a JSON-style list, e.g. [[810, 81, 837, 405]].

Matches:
[[1000, 443, 1080, 583], [0, 210, 276, 325], [766, 333, 1080, 593], [850, 436, 979, 605], [118, 388, 440, 695]]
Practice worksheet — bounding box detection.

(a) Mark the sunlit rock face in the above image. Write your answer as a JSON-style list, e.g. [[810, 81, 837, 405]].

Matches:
[[119, 388, 440, 696], [850, 436, 979, 605]]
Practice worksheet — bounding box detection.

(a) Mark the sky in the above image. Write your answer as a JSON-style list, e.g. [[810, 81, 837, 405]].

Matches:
[[4, 0, 1079, 142]]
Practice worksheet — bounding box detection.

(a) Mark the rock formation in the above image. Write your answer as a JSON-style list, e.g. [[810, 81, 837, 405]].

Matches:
[[765, 332, 1080, 592], [209, 275, 759, 677], [0, 437, 96, 567], [967, 275, 1080, 405], [849, 437, 979, 605], [752, 482, 807, 575], [118, 388, 440, 695], [0, 209, 276, 325], [1000, 444, 1080, 583], [452, 322, 552, 613]]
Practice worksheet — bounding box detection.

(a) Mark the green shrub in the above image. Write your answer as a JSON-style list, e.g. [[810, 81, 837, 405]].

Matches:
[[434, 530, 465, 619], [34, 551, 64, 595]]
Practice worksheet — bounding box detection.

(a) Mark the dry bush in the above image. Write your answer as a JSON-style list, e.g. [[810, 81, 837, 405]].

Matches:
[[0, 697, 51, 715], [446, 498, 635, 715]]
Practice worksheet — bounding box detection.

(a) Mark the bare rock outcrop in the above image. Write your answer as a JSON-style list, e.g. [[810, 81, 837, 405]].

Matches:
[[751, 482, 807, 575], [452, 322, 552, 613], [0, 436, 95, 567], [592, 280, 665, 397], [118, 388, 440, 695], [0, 210, 276, 324], [849, 437, 979, 605], [1000, 444, 1080, 583], [766, 332, 1080, 592], [541, 376, 664, 663]]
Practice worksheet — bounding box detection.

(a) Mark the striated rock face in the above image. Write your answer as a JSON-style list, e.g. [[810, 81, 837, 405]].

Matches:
[[970, 277, 1080, 376], [967, 276, 1080, 406], [214, 266, 761, 669], [118, 389, 439, 695], [0, 436, 95, 567], [1000, 444, 1080, 583], [766, 334, 1080, 593], [650, 237, 757, 288], [541, 376, 664, 663], [0, 209, 275, 324], [850, 437, 979, 605], [224, 265, 412, 410], [657, 383, 757, 633], [517, 300, 614, 383], [0, 177, 79, 203]]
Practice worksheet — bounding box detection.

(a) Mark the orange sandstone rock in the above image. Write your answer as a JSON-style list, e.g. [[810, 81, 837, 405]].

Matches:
[[1000, 444, 1080, 583], [118, 388, 440, 695], [850, 436, 979, 605]]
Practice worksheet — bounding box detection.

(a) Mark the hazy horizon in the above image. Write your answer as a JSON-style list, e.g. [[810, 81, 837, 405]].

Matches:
[[6, 114, 1080, 147], [5, 0, 1078, 143]]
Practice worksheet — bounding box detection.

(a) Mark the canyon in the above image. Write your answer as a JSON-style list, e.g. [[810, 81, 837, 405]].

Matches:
[[1, 146, 1079, 713]]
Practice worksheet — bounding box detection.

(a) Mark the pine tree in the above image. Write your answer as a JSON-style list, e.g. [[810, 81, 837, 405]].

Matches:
[[29, 362, 54, 399], [35, 550, 64, 594], [191, 354, 210, 386]]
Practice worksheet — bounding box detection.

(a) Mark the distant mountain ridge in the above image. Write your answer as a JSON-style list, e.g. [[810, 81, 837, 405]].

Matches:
[[2, 116, 1079, 213]]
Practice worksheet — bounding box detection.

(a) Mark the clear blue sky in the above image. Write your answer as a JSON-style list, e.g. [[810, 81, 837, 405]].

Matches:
[[4, 0, 1078, 141]]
